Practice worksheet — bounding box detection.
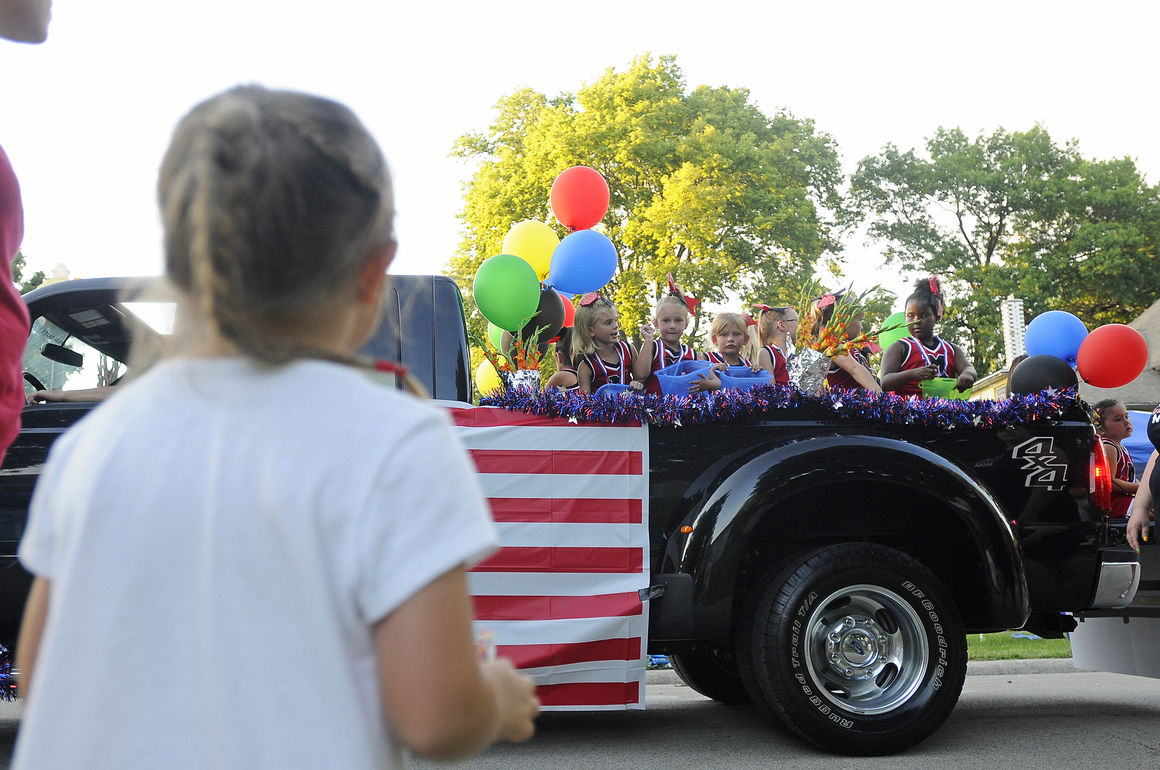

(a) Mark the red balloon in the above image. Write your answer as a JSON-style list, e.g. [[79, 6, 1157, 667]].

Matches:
[[550, 166, 610, 231], [1076, 323, 1148, 388], [562, 294, 576, 328]]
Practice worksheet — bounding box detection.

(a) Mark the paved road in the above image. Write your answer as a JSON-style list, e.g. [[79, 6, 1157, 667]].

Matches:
[[0, 660, 1155, 767], [415, 660, 1159, 769]]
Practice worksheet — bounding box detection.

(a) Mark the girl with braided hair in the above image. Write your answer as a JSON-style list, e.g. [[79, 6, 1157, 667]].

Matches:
[[13, 86, 537, 768], [880, 276, 977, 397]]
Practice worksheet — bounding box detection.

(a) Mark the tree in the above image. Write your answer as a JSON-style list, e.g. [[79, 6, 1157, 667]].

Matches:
[[850, 126, 1160, 373], [450, 54, 844, 345], [12, 249, 45, 294]]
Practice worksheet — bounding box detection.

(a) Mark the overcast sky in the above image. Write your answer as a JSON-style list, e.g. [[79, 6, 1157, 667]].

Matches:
[[2, 1, 1157, 307]]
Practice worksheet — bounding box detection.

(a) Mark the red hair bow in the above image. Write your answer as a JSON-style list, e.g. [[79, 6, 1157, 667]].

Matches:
[[666, 272, 701, 315], [579, 292, 601, 306], [752, 303, 773, 313], [817, 293, 836, 309], [743, 313, 759, 327], [928, 275, 942, 297]]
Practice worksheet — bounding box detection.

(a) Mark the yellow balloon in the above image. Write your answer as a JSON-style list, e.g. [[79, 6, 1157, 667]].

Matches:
[[502, 221, 559, 282], [476, 358, 505, 396]]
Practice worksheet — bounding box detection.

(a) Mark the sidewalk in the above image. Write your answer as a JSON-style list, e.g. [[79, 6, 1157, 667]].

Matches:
[[646, 657, 1078, 685]]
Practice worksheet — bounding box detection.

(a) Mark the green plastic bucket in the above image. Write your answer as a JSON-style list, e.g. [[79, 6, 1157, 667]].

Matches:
[[919, 377, 971, 400]]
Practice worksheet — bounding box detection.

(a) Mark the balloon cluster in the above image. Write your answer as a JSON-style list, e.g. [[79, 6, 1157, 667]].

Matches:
[[1013, 310, 1147, 395], [472, 166, 617, 388]]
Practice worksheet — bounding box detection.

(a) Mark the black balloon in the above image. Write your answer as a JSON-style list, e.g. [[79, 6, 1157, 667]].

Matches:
[[519, 288, 566, 343], [1008, 354, 1078, 395]]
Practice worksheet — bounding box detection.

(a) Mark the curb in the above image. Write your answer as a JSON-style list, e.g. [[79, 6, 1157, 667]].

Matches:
[[646, 657, 1077, 686]]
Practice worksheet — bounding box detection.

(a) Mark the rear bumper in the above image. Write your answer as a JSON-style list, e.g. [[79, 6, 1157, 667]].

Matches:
[[1090, 556, 1140, 609]]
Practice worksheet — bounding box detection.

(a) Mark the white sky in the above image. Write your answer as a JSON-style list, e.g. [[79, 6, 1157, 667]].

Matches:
[[2, 0, 1158, 307]]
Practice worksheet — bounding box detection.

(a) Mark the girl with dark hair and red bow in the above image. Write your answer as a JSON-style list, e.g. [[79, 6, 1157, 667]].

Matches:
[[879, 277, 976, 397], [573, 294, 639, 394]]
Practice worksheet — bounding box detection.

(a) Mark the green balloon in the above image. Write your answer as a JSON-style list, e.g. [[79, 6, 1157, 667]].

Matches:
[[487, 322, 505, 350], [474, 254, 541, 333], [878, 311, 911, 349]]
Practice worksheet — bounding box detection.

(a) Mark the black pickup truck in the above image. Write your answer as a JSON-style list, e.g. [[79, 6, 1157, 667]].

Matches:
[[1, 275, 1146, 756]]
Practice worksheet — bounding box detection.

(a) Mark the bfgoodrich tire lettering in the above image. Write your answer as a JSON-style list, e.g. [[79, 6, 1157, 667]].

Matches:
[[742, 543, 967, 755]]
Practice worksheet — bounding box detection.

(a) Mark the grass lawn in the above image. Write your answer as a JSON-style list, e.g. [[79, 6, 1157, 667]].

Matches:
[[967, 631, 1072, 661]]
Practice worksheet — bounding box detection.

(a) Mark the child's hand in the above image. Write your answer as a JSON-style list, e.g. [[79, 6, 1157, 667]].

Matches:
[[956, 372, 976, 391], [688, 373, 721, 393], [481, 658, 539, 744], [913, 365, 938, 382], [628, 379, 645, 391], [639, 325, 656, 343]]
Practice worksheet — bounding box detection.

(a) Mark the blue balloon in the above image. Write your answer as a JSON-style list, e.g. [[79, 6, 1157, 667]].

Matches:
[[1024, 311, 1088, 364], [548, 230, 617, 295]]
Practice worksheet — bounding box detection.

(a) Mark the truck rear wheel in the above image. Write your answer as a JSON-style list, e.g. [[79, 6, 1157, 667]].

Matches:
[[670, 647, 751, 704], [739, 543, 966, 755]]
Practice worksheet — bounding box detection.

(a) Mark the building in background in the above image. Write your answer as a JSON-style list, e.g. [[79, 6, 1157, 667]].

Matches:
[[971, 296, 1028, 400]]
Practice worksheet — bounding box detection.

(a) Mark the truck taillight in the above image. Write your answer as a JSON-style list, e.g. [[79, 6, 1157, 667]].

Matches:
[[1090, 437, 1113, 512]]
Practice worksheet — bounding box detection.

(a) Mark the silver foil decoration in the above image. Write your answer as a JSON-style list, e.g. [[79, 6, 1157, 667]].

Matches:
[[501, 368, 542, 392], [788, 348, 830, 396]]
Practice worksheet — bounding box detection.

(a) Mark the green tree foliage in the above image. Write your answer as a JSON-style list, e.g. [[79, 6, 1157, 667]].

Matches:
[[851, 126, 1160, 373], [450, 54, 843, 345], [12, 249, 45, 294]]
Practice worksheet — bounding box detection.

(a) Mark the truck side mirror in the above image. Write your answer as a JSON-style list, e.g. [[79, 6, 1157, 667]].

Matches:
[[40, 343, 83, 368]]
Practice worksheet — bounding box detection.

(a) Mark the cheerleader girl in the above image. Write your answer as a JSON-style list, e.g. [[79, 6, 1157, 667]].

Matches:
[[573, 294, 637, 394], [804, 291, 881, 392], [880, 277, 976, 396], [544, 328, 579, 392], [1094, 398, 1139, 519], [706, 312, 752, 367], [633, 293, 701, 395], [755, 305, 798, 386]]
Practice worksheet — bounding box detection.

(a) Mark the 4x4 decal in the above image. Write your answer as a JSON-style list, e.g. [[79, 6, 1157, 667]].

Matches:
[[1011, 437, 1068, 490]]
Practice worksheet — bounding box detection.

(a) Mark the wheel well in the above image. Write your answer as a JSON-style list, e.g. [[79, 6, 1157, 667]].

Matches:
[[734, 479, 999, 632]]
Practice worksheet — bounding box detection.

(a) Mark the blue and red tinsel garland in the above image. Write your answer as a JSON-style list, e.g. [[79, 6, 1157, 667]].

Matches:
[[481, 384, 1087, 430]]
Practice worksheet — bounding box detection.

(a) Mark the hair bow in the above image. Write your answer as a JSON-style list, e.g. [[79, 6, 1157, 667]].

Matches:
[[928, 275, 943, 317], [666, 272, 701, 315], [743, 312, 759, 327], [579, 292, 601, 306], [752, 303, 773, 314], [816, 293, 836, 309]]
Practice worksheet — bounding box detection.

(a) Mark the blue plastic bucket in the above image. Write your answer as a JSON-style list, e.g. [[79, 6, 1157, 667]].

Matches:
[[655, 360, 712, 396], [717, 366, 771, 391]]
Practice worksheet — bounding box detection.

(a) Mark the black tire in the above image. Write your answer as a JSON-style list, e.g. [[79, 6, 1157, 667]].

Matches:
[[670, 647, 752, 705], [739, 543, 966, 756]]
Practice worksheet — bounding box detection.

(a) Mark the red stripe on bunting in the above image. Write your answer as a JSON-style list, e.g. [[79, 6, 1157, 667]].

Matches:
[[446, 407, 641, 429], [486, 497, 643, 524], [472, 546, 643, 574], [536, 681, 641, 707], [472, 592, 642, 621], [469, 449, 642, 476], [497, 638, 643, 668]]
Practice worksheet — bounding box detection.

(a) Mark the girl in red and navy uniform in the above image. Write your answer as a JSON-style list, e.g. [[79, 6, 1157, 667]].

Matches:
[[1094, 398, 1139, 519], [880, 277, 976, 397], [573, 294, 638, 394], [754, 306, 798, 386], [803, 290, 881, 392], [707, 312, 752, 367], [633, 294, 704, 395]]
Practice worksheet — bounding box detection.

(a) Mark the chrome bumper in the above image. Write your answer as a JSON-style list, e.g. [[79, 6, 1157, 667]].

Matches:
[[1091, 560, 1141, 609]]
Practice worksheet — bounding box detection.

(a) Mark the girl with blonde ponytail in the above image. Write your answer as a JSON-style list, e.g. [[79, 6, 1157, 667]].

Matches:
[[13, 86, 537, 769]]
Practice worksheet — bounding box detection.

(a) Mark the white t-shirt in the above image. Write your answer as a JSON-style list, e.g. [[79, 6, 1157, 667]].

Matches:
[[14, 357, 496, 769]]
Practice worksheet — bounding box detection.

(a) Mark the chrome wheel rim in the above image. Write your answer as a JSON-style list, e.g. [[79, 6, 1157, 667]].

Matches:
[[802, 583, 929, 715]]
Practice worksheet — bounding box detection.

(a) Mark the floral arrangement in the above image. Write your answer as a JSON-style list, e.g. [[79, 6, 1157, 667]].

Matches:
[[472, 322, 553, 376], [793, 280, 904, 358]]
